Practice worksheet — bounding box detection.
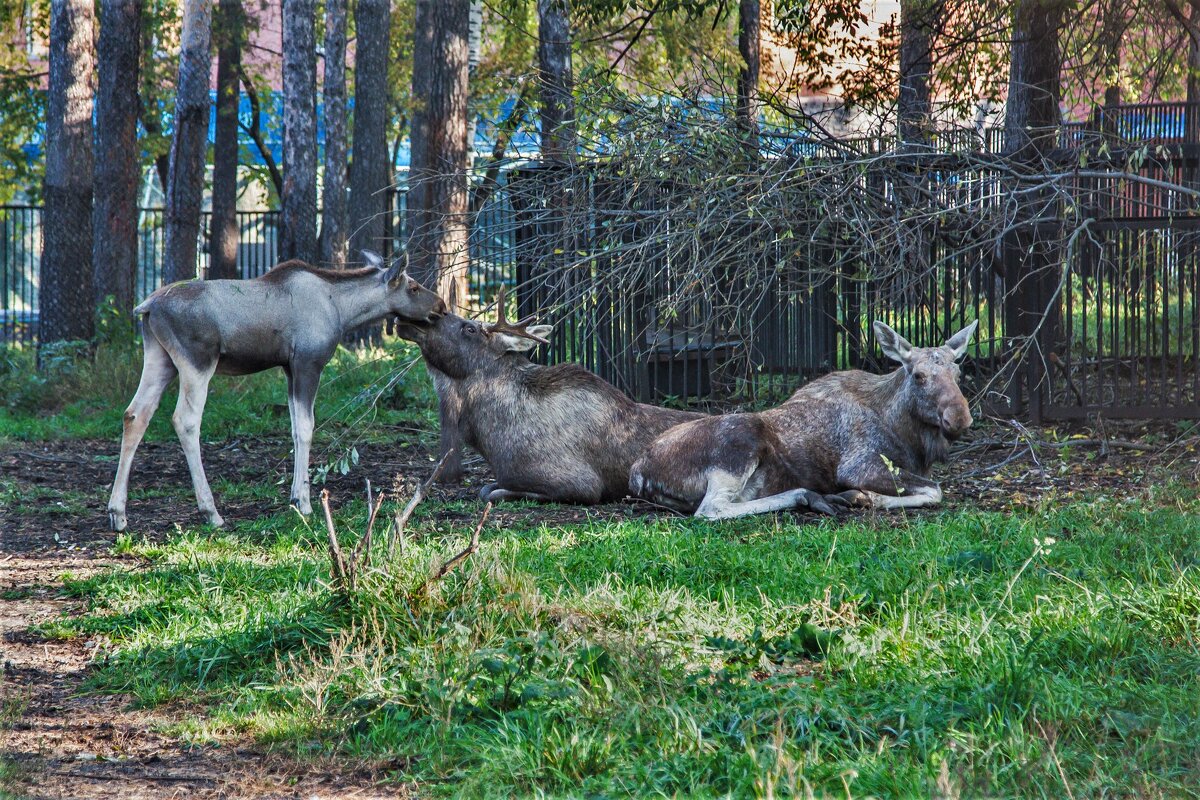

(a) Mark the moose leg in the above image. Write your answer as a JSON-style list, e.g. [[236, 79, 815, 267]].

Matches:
[[285, 365, 321, 515], [108, 335, 178, 532], [431, 368, 465, 483], [837, 459, 943, 510], [172, 362, 223, 527], [694, 467, 836, 521], [478, 484, 555, 504]]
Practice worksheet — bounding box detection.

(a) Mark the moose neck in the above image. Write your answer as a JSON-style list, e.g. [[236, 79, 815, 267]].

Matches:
[[327, 277, 391, 333], [872, 368, 947, 471]]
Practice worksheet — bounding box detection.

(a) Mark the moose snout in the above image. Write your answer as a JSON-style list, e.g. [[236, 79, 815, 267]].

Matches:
[[940, 403, 973, 438]]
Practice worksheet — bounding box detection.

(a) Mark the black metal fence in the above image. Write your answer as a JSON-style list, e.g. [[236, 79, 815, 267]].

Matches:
[[4, 103, 1199, 421]]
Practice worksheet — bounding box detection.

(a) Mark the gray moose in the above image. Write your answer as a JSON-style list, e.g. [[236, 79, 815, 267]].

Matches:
[[629, 320, 978, 519], [395, 288, 705, 504], [107, 252, 445, 531]]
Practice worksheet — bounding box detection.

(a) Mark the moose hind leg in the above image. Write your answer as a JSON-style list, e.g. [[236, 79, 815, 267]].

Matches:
[[838, 458, 943, 510], [172, 362, 223, 527], [108, 335, 178, 532], [695, 467, 835, 521]]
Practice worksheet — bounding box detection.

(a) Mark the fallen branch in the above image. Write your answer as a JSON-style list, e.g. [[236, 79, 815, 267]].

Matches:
[[424, 502, 493, 589], [321, 488, 348, 590], [387, 451, 451, 558]]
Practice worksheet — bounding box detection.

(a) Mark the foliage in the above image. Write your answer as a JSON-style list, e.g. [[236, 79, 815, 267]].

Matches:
[[41, 485, 1200, 797]]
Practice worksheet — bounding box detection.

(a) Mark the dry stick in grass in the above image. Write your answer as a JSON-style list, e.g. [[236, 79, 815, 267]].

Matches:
[[387, 450, 452, 559], [320, 488, 349, 590], [425, 502, 493, 588]]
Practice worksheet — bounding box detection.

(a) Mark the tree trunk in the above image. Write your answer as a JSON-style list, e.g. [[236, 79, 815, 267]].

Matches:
[[319, 0, 349, 267], [281, 0, 318, 264], [41, 0, 96, 344], [1003, 0, 1068, 422], [537, 0, 575, 163], [407, 0, 471, 308], [736, 0, 760, 151], [898, 0, 942, 147], [1004, 0, 1067, 159], [162, 0, 212, 285], [347, 0, 392, 262], [210, 0, 244, 281], [93, 0, 140, 316]]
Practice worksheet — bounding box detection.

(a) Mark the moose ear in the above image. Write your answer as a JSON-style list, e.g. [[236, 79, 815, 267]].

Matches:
[[495, 325, 553, 353], [361, 250, 384, 270], [873, 320, 914, 366], [944, 319, 978, 361], [382, 251, 408, 285]]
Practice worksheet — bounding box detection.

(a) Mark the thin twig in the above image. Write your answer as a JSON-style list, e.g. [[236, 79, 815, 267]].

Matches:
[[427, 502, 493, 586], [387, 451, 452, 559], [320, 489, 348, 589]]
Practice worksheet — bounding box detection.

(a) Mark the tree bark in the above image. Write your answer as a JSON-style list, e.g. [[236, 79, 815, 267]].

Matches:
[[736, 0, 760, 151], [1004, 0, 1067, 159], [41, 0, 96, 344], [898, 0, 943, 148], [162, 0, 212, 285], [347, 0, 392, 262], [210, 0, 244, 281], [319, 0, 349, 267], [407, 0, 471, 308], [281, 0, 318, 264], [537, 0, 575, 163], [93, 0, 140, 315]]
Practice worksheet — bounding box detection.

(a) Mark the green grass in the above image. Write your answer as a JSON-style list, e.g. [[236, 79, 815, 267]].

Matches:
[[0, 338, 438, 443], [41, 491, 1200, 798]]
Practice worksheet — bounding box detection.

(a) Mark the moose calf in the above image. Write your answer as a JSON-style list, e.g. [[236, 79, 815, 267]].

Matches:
[[630, 320, 978, 519], [107, 253, 445, 531], [396, 289, 704, 504]]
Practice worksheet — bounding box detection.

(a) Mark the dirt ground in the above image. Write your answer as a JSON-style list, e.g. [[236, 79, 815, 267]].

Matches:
[[2, 421, 1196, 799]]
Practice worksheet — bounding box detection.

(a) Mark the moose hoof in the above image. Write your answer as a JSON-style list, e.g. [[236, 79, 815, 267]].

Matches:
[[832, 489, 871, 508], [479, 483, 498, 502], [291, 498, 313, 516], [795, 489, 837, 516], [108, 509, 127, 533], [205, 511, 226, 528]]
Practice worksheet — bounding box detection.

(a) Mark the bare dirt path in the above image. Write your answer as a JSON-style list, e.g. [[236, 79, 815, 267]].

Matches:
[[1, 422, 1194, 798]]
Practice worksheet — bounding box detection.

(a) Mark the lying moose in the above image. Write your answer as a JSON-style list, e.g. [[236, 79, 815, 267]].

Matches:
[[107, 252, 445, 531], [630, 320, 978, 519], [395, 287, 705, 504]]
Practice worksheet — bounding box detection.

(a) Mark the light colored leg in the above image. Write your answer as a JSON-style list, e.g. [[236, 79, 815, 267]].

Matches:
[[172, 362, 223, 527], [287, 398, 315, 515], [694, 468, 837, 521], [108, 335, 177, 532], [864, 484, 943, 509], [480, 484, 554, 504]]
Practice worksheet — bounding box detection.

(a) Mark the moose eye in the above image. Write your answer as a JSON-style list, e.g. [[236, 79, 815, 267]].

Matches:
[[913, 371, 927, 384], [409, 285, 419, 295], [462, 323, 477, 337]]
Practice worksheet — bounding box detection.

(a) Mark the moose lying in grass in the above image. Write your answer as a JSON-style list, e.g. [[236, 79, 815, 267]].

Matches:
[[395, 288, 704, 504], [107, 252, 445, 532], [630, 320, 978, 519]]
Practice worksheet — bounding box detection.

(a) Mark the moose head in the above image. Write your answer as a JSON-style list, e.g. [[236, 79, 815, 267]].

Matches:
[[873, 319, 977, 439]]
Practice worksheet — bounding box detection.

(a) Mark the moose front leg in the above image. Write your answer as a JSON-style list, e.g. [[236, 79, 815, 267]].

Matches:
[[836, 456, 943, 510], [431, 368, 465, 483], [286, 364, 322, 516]]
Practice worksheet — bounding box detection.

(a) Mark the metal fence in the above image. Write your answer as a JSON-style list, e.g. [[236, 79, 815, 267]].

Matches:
[[5, 103, 1200, 421]]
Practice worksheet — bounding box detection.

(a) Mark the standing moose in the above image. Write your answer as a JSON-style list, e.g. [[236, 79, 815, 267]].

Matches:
[[107, 253, 445, 531], [630, 320, 978, 519]]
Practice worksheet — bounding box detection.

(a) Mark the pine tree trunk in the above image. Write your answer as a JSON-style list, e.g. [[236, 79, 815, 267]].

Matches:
[[162, 0, 212, 285], [210, 0, 244, 281], [282, 0, 318, 264], [319, 0, 349, 267], [93, 0, 140, 315], [898, 0, 942, 148], [347, 0, 391, 262], [1004, 0, 1066, 159], [736, 0, 760, 151], [41, 0, 95, 345], [537, 0, 575, 163], [407, 0, 470, 307]]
